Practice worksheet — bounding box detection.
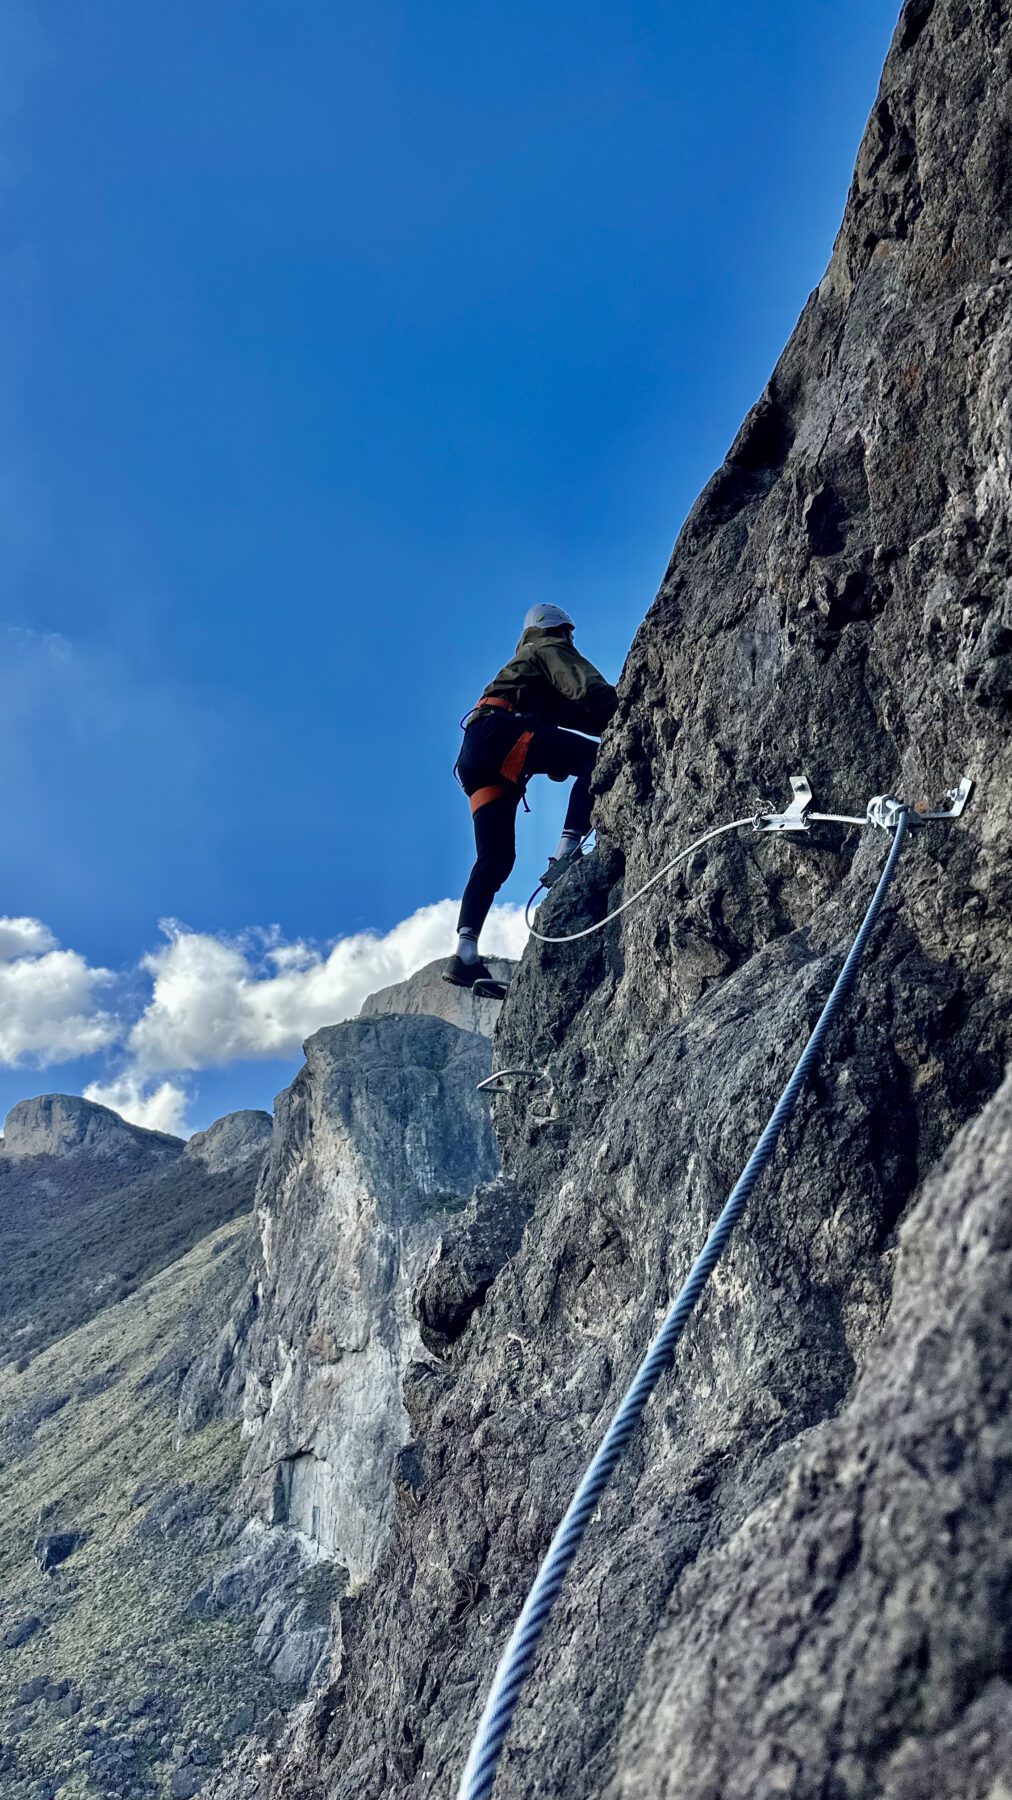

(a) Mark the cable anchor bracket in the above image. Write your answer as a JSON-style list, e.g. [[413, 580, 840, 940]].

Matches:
[[867, 776, 973, 831], [754, 774, 814, 834]]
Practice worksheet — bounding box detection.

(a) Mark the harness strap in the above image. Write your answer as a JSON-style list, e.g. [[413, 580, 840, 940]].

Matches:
[[470, 783, 512, 815], [460, 696, 517, 729], [501, 730, 534, 785]]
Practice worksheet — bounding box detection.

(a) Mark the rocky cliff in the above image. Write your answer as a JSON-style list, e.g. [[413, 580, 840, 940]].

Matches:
[[181, 1011, 500, 1589], [185, 1112, 273, 1176], [206, 5, 1012, 1798], [0, 989, 504, 1799]]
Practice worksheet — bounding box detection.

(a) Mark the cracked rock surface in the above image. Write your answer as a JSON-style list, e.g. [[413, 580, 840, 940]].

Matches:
[[210, 5, 1012, 1797]]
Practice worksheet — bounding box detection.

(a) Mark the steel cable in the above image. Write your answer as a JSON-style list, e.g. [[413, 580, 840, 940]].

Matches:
[[524, 817, 756, 944], [458, 809, 910, 1800]]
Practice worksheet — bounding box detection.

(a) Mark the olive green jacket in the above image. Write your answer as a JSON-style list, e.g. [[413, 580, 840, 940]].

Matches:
[[481, 627, 618, 736]]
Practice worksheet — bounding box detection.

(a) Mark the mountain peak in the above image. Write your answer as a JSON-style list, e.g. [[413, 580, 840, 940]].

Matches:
[[184, 1109, 273, 1174], [1, 1093, 183, 1163]]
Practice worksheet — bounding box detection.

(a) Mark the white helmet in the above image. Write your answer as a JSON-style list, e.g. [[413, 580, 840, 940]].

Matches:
[[523, 603, 574, 631]]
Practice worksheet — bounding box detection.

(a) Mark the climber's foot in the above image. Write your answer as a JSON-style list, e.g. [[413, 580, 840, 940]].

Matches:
[[540, 845, 584, 889], [443, 954, 494, 990]]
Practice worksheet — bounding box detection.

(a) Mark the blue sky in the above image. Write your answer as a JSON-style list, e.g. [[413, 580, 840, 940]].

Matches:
[[1, 0, 900, 1133]]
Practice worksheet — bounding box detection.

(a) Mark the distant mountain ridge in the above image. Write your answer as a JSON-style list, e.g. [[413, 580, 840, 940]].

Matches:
[[0, 1099, 272, 1368], [1, 1093, 183, 1162]]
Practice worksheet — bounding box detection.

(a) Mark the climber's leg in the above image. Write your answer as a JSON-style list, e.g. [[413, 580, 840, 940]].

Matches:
[[459, 793, 518, 936], [444, 792, 518, 993]]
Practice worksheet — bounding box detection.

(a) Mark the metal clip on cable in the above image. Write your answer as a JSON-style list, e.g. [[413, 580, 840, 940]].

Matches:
[[866, 794, 908, 831], [758, 772, 974, 836], [867, 776, 973, 831], [755, 772, 872, 832]]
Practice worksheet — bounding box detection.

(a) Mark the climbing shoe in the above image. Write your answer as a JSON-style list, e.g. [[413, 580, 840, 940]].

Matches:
[[443, 954, 495, 990], [539, 845, 584, 889]]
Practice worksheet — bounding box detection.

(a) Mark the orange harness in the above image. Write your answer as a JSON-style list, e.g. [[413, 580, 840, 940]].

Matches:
[[469, 783, 511, 813], [466, 696, 534, 812]]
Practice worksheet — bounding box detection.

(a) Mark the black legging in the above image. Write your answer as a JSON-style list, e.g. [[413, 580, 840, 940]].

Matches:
[[456, 715, 597, 937]]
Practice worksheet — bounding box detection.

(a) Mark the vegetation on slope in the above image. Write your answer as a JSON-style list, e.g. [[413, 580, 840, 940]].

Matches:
[[0, 1153, 259, 1367], [0, 1219, 300, 1800]]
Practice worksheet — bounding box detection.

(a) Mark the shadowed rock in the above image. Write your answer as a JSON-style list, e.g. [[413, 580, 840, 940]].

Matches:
[[33, 1531, 83, 1574]]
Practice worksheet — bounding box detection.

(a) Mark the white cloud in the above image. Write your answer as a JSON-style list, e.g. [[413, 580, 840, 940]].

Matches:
[[0, 899, 529, 1138], [128, 900, 528, 1073], [83, 1073, 190, 1138], [0, 915, 58, 961], [0, 919, 118, 1066]]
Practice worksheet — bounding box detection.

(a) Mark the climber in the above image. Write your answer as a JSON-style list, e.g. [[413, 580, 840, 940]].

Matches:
[[444, 604, 618, 998]]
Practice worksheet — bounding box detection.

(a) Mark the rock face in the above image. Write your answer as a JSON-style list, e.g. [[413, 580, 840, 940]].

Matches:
[[210, 7, 1012, 1799], [195, 1015, 499, 1585], [604, 1069, 1012, 1799], [2, 1094, 182, 1164], [185, 1110, 273, 1174], [359, 957, 515, 1038]]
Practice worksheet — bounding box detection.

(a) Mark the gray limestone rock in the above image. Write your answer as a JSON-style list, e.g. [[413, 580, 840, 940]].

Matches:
[[176, 1280, 260, 1434], [184, 1112, 273, 1175], [16, 1679, 48, 1707], [171, 1770, 205, 1800], [414, 1178, 532, 1356], [209, 6, 1012, 1800], [251, 1594, 331, 1691], [187, 1528, 302, 1620], [1, 1095, 182, 1164], [196, 1013, 499, 1588], [359, 956, 515, 1039]]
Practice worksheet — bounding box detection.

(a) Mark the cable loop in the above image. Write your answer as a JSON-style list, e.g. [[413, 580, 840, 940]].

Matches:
[[524, 817, 755, 945]]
